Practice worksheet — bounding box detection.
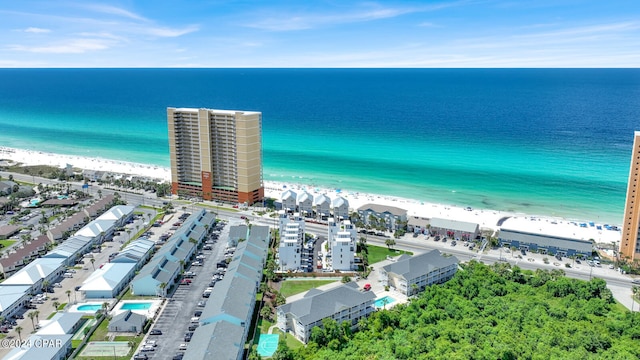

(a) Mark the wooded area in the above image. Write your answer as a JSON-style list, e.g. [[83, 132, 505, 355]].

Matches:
[[268, 261, 640, 360]]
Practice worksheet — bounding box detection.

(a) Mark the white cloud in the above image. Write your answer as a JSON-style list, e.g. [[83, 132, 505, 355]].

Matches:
[[23, 27, 51, 33], [244, 2, 460, 31], [8, 38, 112, 54], [145, 25, 199, 37], [81, 4, 149, 22]]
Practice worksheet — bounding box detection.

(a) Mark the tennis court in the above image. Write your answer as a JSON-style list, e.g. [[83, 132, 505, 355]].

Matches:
[[80, 341, 131, 357], [257, 334, 279, 357]]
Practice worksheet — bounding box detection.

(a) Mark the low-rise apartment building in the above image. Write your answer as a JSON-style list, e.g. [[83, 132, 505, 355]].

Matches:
[[277, 282, 376, 343], [380, 250, 459, 296]]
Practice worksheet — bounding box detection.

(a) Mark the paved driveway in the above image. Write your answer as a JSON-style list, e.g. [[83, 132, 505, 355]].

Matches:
[[138, 221, 229, 360]]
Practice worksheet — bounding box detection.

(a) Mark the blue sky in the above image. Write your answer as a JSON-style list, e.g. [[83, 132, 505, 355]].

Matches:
[[1, 0, 639, 67]]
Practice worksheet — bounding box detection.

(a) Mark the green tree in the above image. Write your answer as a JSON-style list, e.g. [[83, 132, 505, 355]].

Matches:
[[15, 326, 23, 342], [272, 339, 294, 360]]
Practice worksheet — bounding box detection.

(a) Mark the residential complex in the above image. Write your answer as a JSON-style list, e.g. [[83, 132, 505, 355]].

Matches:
[[276, 282, 376, 343], [167, 107, 264, 205], [328, 218, 356, 271], [130, 209, 216, 296], [357, 203, 407, 231], [278, 211, 305, 271], [380, 250, 459, 296], [620, 131, 640, 261], [185, 226, 269, 360]]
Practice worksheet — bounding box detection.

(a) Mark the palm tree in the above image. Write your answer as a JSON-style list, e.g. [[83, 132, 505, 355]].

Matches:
[[632, 286, 639, 312], [52, 301, 60, 311], [102, 302, 110, 314], [90, 258, 95, 270], [41, 280, 50, 293], [15, 326, 23, 342], [65, 290, 71, 304], [126, 229, 132, 241], [34, 310, 40, 324], [28, 311, 36, 329], [158, 282, 167, 298]]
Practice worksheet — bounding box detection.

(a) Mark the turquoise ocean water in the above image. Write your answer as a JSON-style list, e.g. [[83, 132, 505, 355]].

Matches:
[[0, 69, 638, 224]]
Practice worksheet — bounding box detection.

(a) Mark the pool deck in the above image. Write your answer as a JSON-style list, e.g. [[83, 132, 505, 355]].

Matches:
[[68, 300, 116, 314], [111, 299, 162, 319]]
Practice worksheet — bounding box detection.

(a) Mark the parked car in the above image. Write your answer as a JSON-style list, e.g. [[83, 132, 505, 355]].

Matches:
[[149, 329, 162, 335], [178, 343, 188, 350], [134, 353, 148, 360], [197, 301, 207, 307], [188, 324, 199, 331], [173, 353, 184, 360]]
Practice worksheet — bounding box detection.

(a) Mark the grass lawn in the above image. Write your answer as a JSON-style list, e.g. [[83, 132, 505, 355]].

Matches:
[[256, 316, 303, 350], [366, 245, 412, 264], [120, 288, 157, 300], [89, 318, 109, 341], [0, 240, 16, 249], [58, 303, 67, 310], [279, 279, 337, 298], [47, 311, 58, 319]]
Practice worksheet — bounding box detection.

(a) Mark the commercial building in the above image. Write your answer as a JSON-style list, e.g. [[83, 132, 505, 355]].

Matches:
[[620, 131, 640, 262], [328, 218, 356, 271], [380, 250, 459, 296], [278, 212, 305, 271], [276, 282, 376, 344], [498, 217, 594, 257], [167, 107, 264, 205], [429, 217, 480, 241]]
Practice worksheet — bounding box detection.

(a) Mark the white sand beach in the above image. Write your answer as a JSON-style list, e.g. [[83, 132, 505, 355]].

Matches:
[[0, 146, 621, 245], [0, 147, 170, 181]]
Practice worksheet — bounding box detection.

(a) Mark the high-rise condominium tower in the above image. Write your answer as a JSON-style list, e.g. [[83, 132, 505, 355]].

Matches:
[[620, 131, 640, 261], [167, 107, 264, 205]]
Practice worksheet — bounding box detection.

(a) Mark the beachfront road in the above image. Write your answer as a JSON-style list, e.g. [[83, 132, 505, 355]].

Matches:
[[4, 172, 637, 308]]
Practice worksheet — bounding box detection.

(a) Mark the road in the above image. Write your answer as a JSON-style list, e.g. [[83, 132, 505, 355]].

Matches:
[[3, 170, 638, 310]]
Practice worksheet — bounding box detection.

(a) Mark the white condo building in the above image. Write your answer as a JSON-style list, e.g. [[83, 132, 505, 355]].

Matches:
[[328, 218, 357, 271], [278, 212, 305, 271]]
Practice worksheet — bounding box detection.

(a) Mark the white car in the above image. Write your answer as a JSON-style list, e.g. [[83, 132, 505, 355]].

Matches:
[[140, 345, 155, 352], [179, 343, 188, 351], [144, 340, 157, 347]]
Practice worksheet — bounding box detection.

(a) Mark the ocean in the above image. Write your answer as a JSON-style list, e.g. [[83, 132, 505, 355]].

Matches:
[[0, 68, 638, 224]]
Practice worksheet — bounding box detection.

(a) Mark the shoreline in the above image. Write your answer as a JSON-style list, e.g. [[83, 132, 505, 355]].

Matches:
[[0, 146, 621, 244]]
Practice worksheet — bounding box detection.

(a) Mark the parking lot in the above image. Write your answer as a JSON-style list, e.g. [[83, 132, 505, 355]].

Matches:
[[136, 220, 230, 360]]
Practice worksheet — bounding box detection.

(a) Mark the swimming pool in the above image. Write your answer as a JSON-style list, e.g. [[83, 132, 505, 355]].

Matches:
[[120, 302, 152, 310], [77, 304, 103, 311], [374, 296, 396, 308]]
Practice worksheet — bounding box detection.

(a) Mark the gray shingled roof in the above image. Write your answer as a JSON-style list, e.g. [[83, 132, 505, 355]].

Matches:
[[228, 225, 248, 240], [278, 282, 376, 326], [382, 249, 458, 282], [357, 203, 407, 216], [183, 320, 244, 360]]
